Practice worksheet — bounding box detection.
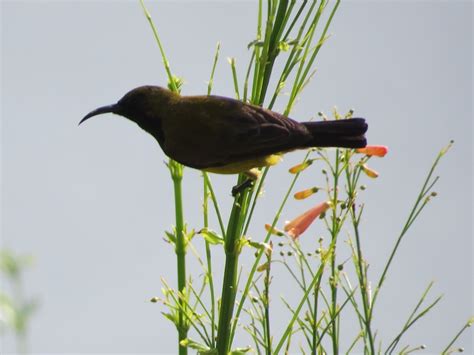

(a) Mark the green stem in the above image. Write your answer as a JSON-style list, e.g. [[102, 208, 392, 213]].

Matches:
[[257, 0, 290, 105], [441, 319, 473, 355], [371, 144, 451, 319], [139, 0, 178, 92], [274, 257, 346, 354], [230, 152, 311, 345], [203, 174, 216, 347], [330, 149, 340, 354], [139, 5, 185, 350], [351, 207, 375, 353], [346, 161, 375, 353], [172, 172, 188, 355], [311, 272, 324, 353], [264, 259, 272, 355], [216, 186, 249, 354]]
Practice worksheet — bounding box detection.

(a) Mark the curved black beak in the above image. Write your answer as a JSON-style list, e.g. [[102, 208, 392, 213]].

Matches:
[[79, 104, 118, 125]]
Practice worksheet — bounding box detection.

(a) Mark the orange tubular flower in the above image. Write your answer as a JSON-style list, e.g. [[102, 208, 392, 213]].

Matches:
[[361, 164, 379, 178], [284, 201, 331, 239], [294, 187, 319, 200], [289, 159, 313, 174], [356, 145, 388, 157]]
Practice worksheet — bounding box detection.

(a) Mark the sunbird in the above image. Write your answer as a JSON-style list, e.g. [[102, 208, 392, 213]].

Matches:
[[80, 86, 368, 190]]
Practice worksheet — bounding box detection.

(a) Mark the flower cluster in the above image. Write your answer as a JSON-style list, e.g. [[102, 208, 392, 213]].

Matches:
[[276, 146, 388, 240]]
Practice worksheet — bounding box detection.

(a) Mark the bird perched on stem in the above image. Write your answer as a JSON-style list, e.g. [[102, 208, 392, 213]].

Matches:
[[80, 86, 368, 193]]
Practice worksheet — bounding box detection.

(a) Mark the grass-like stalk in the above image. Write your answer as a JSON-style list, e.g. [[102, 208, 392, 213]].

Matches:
[[202, 41, 221, 348], [329, 149, 341, 354], [216, 187, 251, 353], [370, 141, 454, 321], [346, 155, 376, 353], [139, 2, 187, 354], [215, 0, 339, 350], [230, 153, 311, 346], [441, 317, 474, 355], [169, 161, 188, 355], [385, 282, 442, 353], [139, 0, 178, 93]]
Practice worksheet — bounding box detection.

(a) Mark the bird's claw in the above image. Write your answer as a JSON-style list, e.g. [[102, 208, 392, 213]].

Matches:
[[232, 178, 254, 197]]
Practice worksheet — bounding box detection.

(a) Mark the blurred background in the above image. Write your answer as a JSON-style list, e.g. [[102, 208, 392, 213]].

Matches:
[[1, 0, 472, 353]]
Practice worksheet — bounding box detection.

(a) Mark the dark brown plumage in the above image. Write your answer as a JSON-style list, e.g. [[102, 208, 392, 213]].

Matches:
[[80, 85, 368, 174]]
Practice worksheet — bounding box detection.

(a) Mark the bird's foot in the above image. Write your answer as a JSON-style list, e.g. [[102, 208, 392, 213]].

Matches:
[[232, 178, 254, 197]]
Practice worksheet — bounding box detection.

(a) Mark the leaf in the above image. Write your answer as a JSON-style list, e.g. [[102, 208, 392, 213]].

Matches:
[[198, 228, 224, 245], [247, 39, 264, 49], [185, 228, 196, 242], [229, 346, 252, 354], [198, 351, 218, 355], [179, 338, 212, 352], [161, 311, 178, 325], [165, 230, 176, 244]]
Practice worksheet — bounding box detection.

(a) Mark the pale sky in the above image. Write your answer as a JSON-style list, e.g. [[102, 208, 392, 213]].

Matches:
[[1, 1, 472, 353]]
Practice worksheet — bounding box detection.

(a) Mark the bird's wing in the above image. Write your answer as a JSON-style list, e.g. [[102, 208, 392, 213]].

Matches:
[[228, 104, 304, 150], [162, 95, 310, 169]]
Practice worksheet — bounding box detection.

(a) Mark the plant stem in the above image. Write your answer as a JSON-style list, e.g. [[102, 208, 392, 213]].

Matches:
[[264, 256, 272, 355], [139, 4, 186, 350], [441, 318, 473, 355], [351, 207, 375, 353], [216, 186, 249, 353], [203, 174, 216, 347], [330, 149, 341, 354], [139, 0, 178, 92], [172, 170, 188, 355], [345, 158, 376, 354], [311, 272, 324, 353], [371, 143, 451, 319]]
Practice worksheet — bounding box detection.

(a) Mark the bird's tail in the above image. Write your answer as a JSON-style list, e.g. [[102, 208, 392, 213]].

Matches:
[[302, 118, 368, 148]]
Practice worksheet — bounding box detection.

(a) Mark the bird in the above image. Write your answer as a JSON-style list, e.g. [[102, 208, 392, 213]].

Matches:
[[80, 85, 368, 193]]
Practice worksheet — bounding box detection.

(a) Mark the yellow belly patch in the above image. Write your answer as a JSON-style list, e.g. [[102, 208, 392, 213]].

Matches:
[[204, 154, 282, 174]]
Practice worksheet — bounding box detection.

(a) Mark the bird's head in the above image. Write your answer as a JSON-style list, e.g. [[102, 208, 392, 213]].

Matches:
[[79, 85, 177, 126]]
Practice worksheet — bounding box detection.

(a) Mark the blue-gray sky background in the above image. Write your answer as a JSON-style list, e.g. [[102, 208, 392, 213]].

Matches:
[[1, 0, 472, 353]]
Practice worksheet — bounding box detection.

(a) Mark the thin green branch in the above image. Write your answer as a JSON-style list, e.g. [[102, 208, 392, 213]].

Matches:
[[372, 142, 452, 317], [441, 317, 474, 355]]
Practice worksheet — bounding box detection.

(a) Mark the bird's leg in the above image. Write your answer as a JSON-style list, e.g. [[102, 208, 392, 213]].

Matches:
[[231, 169, 261, 197], [231, 179, 254, 197]]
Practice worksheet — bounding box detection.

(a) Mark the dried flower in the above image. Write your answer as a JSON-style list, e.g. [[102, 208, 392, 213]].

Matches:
[[361, 164, 379, 178], [284, 201, 331, 239], [356, 145, 388, 157]]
